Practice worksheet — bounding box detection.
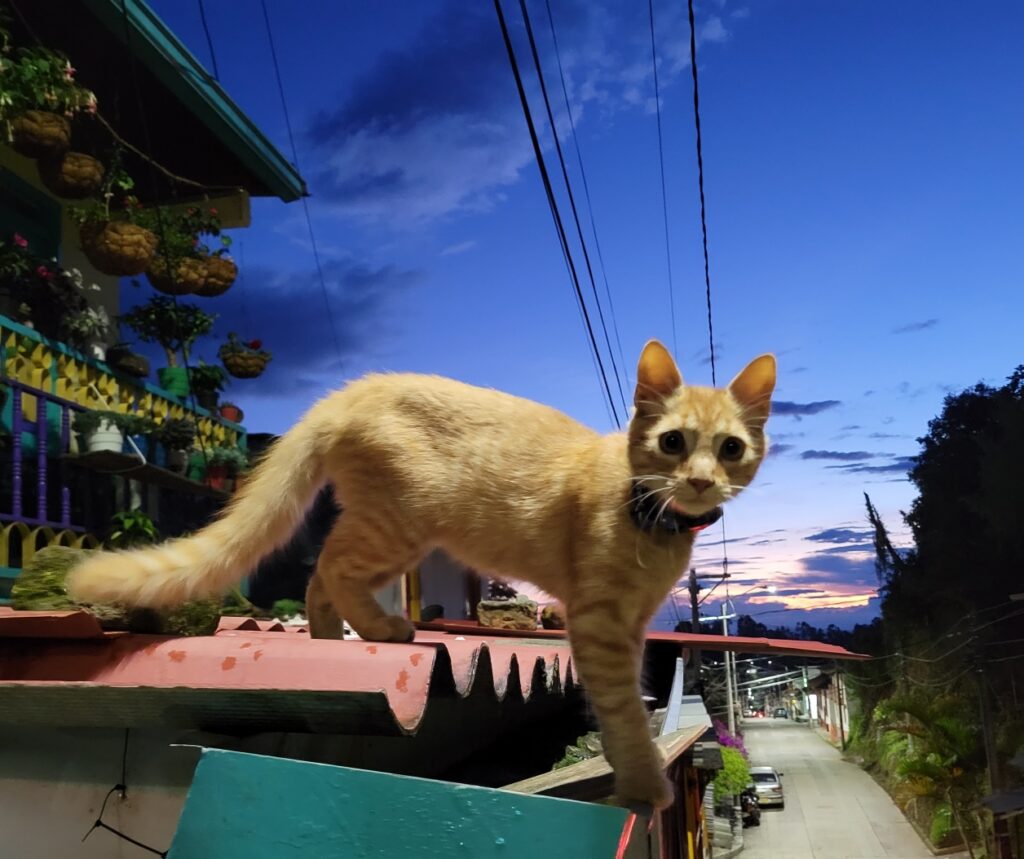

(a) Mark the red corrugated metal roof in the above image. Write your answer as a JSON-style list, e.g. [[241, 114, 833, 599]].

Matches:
[[0, 609, 576, 734], [419, 619, 871, 660]]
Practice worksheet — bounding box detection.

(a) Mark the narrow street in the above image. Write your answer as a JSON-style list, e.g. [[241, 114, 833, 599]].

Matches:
[[739, 718, 948, 859]]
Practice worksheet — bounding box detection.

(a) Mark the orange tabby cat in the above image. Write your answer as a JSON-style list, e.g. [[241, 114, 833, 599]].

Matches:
[[68, 340, 775, 811]]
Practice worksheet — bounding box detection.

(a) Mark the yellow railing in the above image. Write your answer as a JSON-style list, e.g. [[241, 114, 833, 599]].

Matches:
[[1, 314, 243, 451], [0, 521, 101, 570]]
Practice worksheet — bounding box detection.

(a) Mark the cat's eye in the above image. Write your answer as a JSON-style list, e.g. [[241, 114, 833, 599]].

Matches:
[[659, 430, 686, 456], [720, 437, 745, 461]]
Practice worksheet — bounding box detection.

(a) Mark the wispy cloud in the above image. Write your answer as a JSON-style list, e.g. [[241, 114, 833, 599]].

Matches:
[[773, 400, 841, 419], [304, 2, 744, 225], [892, 318, 939, 334], [827, 456, 916, 475], [801, 450, 878, 462], [439, 240, 477, 257], [140, 258, 424, 399], [807, 527, 874, 543]]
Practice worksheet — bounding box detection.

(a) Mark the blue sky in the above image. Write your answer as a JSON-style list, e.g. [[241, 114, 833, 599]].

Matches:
[[140, 0, 1024, 630]]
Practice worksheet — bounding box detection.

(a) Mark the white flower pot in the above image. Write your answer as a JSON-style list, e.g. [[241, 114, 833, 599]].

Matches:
[[85, 420, 123, 453]]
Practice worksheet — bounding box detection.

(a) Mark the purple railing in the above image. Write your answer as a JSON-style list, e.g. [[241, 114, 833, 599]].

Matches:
[[2, 379, 85, 531]]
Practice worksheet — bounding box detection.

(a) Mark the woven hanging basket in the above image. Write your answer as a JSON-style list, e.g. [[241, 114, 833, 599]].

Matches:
[[195, 256, 237, 297], [221, 352, 270, 379], [80, 221, 158, 277], [10, 110, 71, 159], [146, 256, 207, 296], [38, 151, 105, 199]]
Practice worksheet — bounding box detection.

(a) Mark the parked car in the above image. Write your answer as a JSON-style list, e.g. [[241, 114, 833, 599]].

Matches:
[[773, 707, 789, 719], [749, 766, 785, 808]]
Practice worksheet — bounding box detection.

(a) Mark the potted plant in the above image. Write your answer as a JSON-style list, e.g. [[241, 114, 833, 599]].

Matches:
[[0, 22, 97, 157], [72, 409, 124, 454], [204, 446, 247, 490], [219, 333, 271, 379], [183, 205, 237, 297], [106, 509, 159, 550], [156, 418, 196, 474], [187, 360, 228, 411], [63, 303, 111, 360], [38, 150, 105, 200], [120, 296, 216, 397], [116, 412, 157, 461], [69, 152, 158, 277], [144, 206, 207, 296], [218, 401, 244, 423], [106, 342, 150, 378]]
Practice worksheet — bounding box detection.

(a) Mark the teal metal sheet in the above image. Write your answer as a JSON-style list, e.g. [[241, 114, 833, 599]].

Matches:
[[168, 748, 629, 859]]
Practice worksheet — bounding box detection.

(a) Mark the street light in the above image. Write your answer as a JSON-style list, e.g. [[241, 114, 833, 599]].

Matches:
[[712, 582, 776, 735]]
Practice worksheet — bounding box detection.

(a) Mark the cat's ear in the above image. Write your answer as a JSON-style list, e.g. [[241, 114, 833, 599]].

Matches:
[[729, 354, 777, 423], [635, 340, 683, 408]]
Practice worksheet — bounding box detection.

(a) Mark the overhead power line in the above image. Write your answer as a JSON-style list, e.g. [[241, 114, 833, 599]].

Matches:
[[542, 0, 631, 394], [686, 0, 718, 387], [259, 0, 344, 365], [647, 0, 678, 360], [494, 0, 623, 426]]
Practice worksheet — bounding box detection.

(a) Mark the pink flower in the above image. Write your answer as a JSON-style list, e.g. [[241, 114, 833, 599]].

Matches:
[[64, 62, 75, 80], [36, 265, 53, 279], [209, 207, 218, 216], [13, 233, 27, 248]]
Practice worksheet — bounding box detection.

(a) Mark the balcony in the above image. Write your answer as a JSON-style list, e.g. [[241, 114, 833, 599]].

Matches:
[[0, 313, 245, 599]]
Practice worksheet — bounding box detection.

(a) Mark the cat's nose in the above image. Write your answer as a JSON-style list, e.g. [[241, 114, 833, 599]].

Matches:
[[688, 478, 714, 494]]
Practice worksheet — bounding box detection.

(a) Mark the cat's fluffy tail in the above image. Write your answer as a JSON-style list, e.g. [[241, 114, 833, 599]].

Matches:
[[67, 418, 326, 608]]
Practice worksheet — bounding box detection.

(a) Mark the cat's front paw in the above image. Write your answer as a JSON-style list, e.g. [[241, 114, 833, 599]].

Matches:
[[613, 768, 674, 814], [362, 615, 416, 643]]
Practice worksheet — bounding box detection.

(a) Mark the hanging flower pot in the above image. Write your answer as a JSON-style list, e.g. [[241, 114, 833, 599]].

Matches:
[[146, 256, 207, 296], [195, 255, 237, 297], [218, 333, 272, 380], [38, 152, 105, 199], [80, 221, 158, 277], [10, 110, 71, 158]]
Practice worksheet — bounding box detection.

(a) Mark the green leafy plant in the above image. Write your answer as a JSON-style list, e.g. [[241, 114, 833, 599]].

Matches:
[[0, 234, 109, 344], [187, 360, 228, 394], [0, 14, 97, 141], [713, 746, 751, 802], [271, 599, 306, 620], [208, 446, 248, 474], [106, 509, 159, 550], [155, 417, 197, 451], [219, 332, 270, 360], [180, 204, 232, 257], [120, 296, 216, 367], [67, 149, 150, 229], [71, 409, 117, 437], [72, 410, 154, 437]]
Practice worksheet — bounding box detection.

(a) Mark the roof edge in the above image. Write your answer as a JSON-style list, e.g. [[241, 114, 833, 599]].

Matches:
[[83, 0, 307, 202]]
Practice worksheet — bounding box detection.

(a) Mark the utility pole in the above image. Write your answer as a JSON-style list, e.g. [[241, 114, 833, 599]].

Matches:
[[687, 568, 702, 692], [722, 605, 736, 734]]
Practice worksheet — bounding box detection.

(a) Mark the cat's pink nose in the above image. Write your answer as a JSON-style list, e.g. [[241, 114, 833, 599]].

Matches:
[[688, 478, 713, 494]]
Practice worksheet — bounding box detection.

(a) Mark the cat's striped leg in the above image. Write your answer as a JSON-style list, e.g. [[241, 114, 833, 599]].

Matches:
[[567, 598, 673, 812], [315, 516, 424, 643], [305, 572, 343, 639]]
